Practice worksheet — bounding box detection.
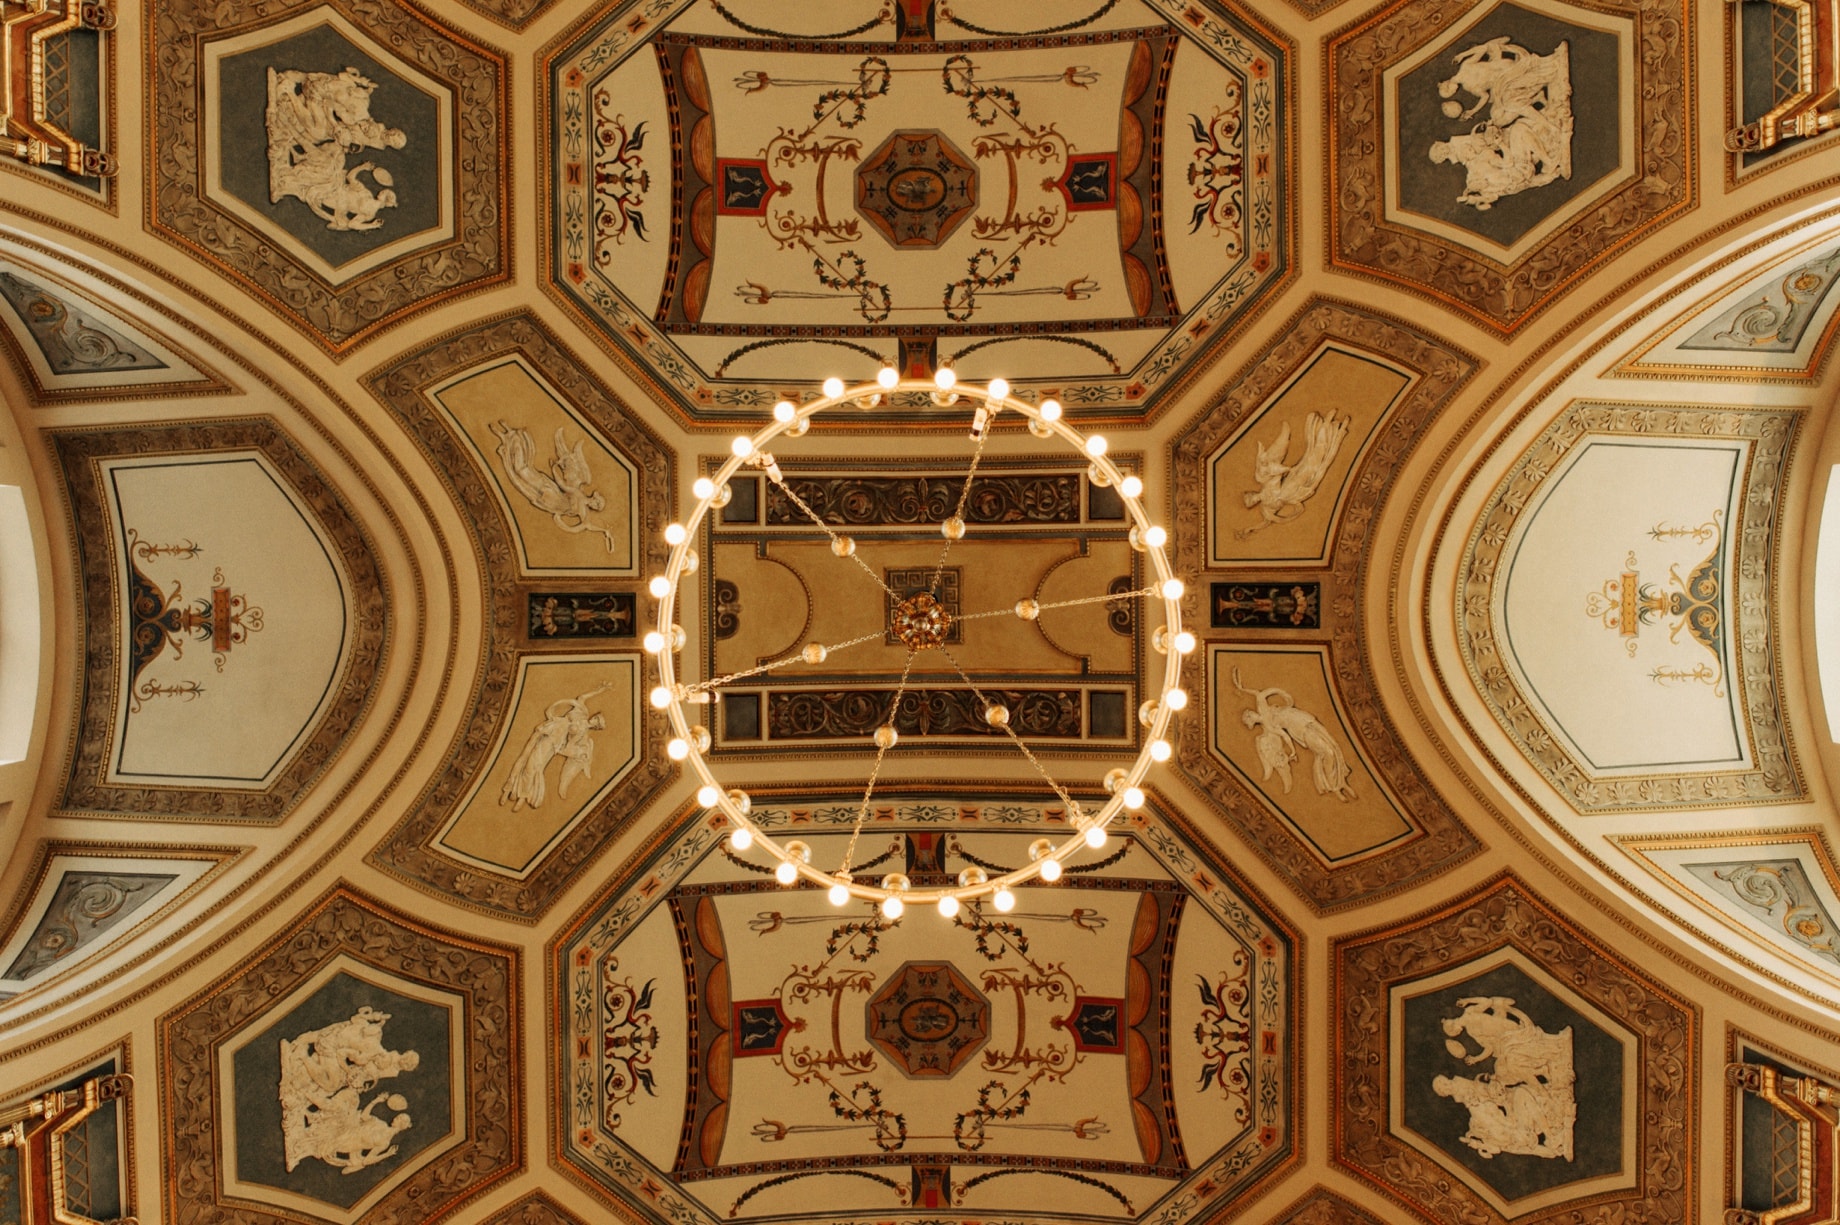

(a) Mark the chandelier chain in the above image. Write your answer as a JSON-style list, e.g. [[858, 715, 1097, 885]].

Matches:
[[684, 628, 886, 695], [928, 417, 993, 591], [769, 469, 903, 599], [840, 646, 921, 876], [939, 645, 1078, 813], [955, 585, 1161, 623]]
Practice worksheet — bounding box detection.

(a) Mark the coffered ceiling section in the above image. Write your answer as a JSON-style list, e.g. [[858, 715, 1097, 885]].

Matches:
[[543, 0, 1291, 423], [555, 789, 1297, 1225]]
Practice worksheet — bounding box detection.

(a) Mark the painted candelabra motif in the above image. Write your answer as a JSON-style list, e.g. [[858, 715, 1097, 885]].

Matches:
[[1428, 38, 1573, 211], [278, 1005, 420, 1175], [1583, 513, 1726, 693], [1433, 996, 1575, 1160], [124, 529, 262, 711]]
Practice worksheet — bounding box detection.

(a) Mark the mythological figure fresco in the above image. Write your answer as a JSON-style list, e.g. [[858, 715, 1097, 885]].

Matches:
[[1237, 411, 1349, 539], [1428, 38, 1574, 210], [498, 683, 614, 812], [278, 1005, 421, 1175], [266, 67, 405, 232], [1434, 996, 1575, 1160], [1234, 668, 1356, 800], [490, 422, 622, 552]]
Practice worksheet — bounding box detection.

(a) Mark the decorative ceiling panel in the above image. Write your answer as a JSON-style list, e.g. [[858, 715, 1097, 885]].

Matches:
[[1328, 0, 1691, 334], [1172, 298, 1482, 912], [552, 788, 1298, 1225], [148, 0, 508, 353], [0, 0, 115, 205], [362, 313, 673, 920], [1334, 873, 1694, 1225], [542, 0, 1291, 424], [1456, 401, 1804, 811], [50, 418, 388, 820]]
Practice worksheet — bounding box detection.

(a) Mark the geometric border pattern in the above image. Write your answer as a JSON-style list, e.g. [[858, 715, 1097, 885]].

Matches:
[[1456, 400, 1804, 812], [147, 0, 510, 354], [1327, 0, 1693, 335], [1333, 872, 1696, 1225], [361, 312, 675, 920], [49, 417, 390, 821], [158, 884, 521, 1225], [1172, 297, 1483, 912]]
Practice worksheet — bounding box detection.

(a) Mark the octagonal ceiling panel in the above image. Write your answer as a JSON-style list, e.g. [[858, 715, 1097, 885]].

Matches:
[[543, 0, 1291, 424], [1328, 0, 1690, 334], [553, 788, 1298, 1225]]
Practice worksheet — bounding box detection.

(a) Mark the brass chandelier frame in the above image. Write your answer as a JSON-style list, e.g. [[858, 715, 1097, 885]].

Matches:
[[645, 369, 1193, 919]]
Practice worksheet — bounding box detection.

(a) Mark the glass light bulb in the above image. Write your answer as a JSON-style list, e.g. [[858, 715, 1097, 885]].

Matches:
[[693, 476, 716, 499], [731, 435, 754, 458], [937, 895, 960, 918], [667, 738, 689, 761], [649, 576, 671, 598], [1150, 739, 1173, 762], [773, 400, 795, 422], [1122, 787, 1145, 810], [1162, 578, 1185, 600], [993, 888, 1016, 912], [1144, 525, 1167, 548], [1085, 823, 1109, 848], [1040, 399, 1062, 422], [987, 377, 1010, 399], [664, 523, 686, 545], [643, 631, 665, 653], [729, 827, 753, 851], [828, 882, 850, 906], [775, 860, 798, 885], [822, 376, 845, 398], [649, 686, 673, 709], [1174, 631, 1197, 654], [934, 367, 957, 391], [881, 895, 905, 919], [1085, 434, 1108, 457], [697, 785, 722, 808], [1165, 687, 1189, 711], [1120, 475, 1143, 498], [1039, 858, 1063, 882], [877, 366, 899, 388]]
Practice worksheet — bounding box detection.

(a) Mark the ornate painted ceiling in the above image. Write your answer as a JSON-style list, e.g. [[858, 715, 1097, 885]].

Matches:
[[0, 1, 1838, 1224]]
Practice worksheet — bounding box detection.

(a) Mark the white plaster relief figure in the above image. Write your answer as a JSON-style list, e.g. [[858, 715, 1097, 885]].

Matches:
[[266, 68, 405, 232], [1236, 411, 1349, 539], [489, 422, 622, 552], [1233, 667, 1356, 801], [278, 1005, 421, 1174], [1428, 38, 1573, 211], [1434, 996, 1575, 1160], [499, 682, 613, 812]]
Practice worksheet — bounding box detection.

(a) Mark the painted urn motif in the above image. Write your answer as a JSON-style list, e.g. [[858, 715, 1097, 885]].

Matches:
[[866, 960, 990, 1077], [855, 130, 978, 248]]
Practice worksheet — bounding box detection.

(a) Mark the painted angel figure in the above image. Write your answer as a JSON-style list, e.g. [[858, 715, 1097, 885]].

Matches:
[[498, 683, 613, 811], [1233, 667, 1356, 801], [490, 422, 621, 552], [1236, 411, 1350, 539]]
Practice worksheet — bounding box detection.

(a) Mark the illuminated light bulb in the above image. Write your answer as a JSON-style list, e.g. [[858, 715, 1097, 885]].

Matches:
[[1039, 857, 1063, 882], [1150, 739, 1173, 762], [1174, 631, 1197, 655], [987, 377, 1010, 400], [1122, 786, 1145, 810], [773, 400, 795, 422], [731, 435, 754, 458], [1085, 823, 1110, 848], [697, 785, 722, 808], [1162, 577, 1186, 600], [693, 477, 716, 500], [828, 881, 850, 906], [729, 827, 753, 851], [1085, 434, 1108, 457], [934, 367, 957, 391], [1165, 687, 1190, 711], [650, 686, 674, 709], [649, 576, 671, 598], [937, 895, 960, 918], [1144, 525, 1168, 549], [993, 888, 1017, 912], [775, 860, 798, 885], [822, 376, 845, 398], [1039, 399, 1062, 422], [877, 366, 899, 389], [881, 895, 905, 919], [667, 738, 689, 761], [643, 631, 666, 653], [1120, 475, 1143, 498], [664, 523, 687, 545]]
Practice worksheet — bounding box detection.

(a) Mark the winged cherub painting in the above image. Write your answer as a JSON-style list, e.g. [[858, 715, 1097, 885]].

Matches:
[[1237, 411, 1350, 539], [490, 421, 621, 552]]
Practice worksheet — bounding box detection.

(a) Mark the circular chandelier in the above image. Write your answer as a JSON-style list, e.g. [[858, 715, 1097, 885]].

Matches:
[[644, 369, 1194, 919]]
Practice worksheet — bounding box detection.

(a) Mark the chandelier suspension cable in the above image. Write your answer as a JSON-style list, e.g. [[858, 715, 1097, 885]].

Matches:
[[645, 368, 1197, 919]]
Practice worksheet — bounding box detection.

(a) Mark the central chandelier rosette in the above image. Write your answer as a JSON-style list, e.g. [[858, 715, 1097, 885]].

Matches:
[[644, 368, 1194, 919]]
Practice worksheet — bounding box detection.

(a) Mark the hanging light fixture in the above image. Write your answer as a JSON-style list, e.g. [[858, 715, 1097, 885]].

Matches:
[[646, 370, 1194, 918]]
